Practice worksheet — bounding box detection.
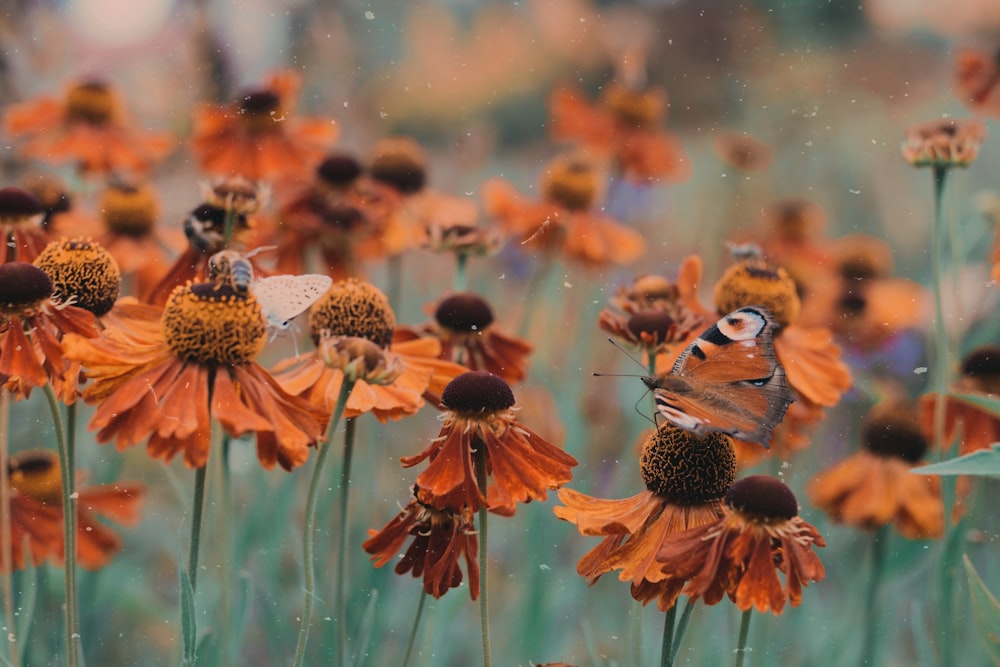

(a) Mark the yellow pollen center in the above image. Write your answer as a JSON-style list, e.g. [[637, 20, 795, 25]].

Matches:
[[162, 283, 267, 365]]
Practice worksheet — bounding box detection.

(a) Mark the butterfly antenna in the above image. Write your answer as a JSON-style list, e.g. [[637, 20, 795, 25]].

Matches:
[[605, 337, 649, 372], [632, 390, 656, 426]]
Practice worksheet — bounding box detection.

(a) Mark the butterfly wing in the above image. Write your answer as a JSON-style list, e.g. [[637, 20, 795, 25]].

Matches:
[[645, 306, 794, 448], [252, 274, 333, 330]]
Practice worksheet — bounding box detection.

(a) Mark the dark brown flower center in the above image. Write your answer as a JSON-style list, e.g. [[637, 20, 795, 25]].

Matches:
[[239, 90, 281, 116], [640, 423, 736, 504], [308, 278, 396, 348], [627, 310, 675, 342], [961, 346, 1000, 385], [0, 187, 44, 223], [442, 371, 515, 414], [9, 449, 61, 502], [317, 154, 363, 187], [64, 81, 115, 124], [605, 85, 663, 128], [21, 176, 71, 229], [162, 282, 266, 365], [434, 293, 495, 332], [0, 262, 53, 307], [862, 412, 928, 463], [370, 141, 427, 195], [34, 238, 121, 316], [725, 475, 798, 520], [542, 159, 598, 211]]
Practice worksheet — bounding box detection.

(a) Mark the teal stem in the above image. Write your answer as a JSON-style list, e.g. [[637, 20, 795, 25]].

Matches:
[[401, 589, 428, 667], [474, 446, 493, 667], [930, 166, 950, 457], [214, 432, 232, 665], [335, 416, 358, 667], [0, 390, 19, 667], [669, 598, 697, 665], [659, 604, 677, 667], [734, 609, 753, 667], [388, 255, 403, 315], [188, 466, 208, 592], [43, 385, 80, 667], [455, 253, 468, 292], [293, 379, 355, 667], [859, 526, 888, 666]]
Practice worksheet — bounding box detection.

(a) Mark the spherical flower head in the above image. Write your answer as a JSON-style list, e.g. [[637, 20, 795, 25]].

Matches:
[[901, 118, 986, 168], [958, 345, 1000, 395], [541, 154, 600, 212], [34, 238, 121, 316], [0, 262, 53, 312], [162, 281, 266, 365], [64, 81, 117, 125], [640, 425, 737, 505], [20, 173, 72, 230], [0, 187, 45, 231], [316, 153, 364, 189], [317, 335, 404, 385], [237, 87, 285, 133], [9, 449, 62, 503], [713, 260, 801, 328], [621, 274, 679, 310], [434, 292, 495, 335], [603, 83, 665, 129], [308, 278, 396, 348], [100, 181, 159, 237], [370, 137, 427, 194], [861, 403, 929, 463], [833, 233, 893, 282], [658, 475, 826, 614], [403, 371, 576, 515], [199, 176, 268, 216]]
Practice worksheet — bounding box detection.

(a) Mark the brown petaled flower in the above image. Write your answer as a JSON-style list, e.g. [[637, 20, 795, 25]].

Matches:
[[713, 132, 773, 172], [34, 238, 121, 317], [401, 371, 577, 516], [548, 84, 690, 182], [18, 172, 78, 233], [273, 279, 466, 421], [901, 118, 986, 168], [190, 70, 338, 180], [0, 262, 98, 401], [808, 401, 943, 539], [554, 423, 736, 610], [6, 449, 145, 570], [0, 187, 51, 264], [954, 47, 1000, 118], [62, 279, 326, 470], [1, 79, 173, 175], [482, 154, 646, 267], [362, 485, 479, 599], [657, 475, 826, 614], [405, 292, 533, 384], [919, 345, 1000, 457]]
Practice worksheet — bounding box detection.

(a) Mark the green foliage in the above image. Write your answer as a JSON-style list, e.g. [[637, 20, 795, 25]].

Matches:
[[964, 555, 1000, 666]]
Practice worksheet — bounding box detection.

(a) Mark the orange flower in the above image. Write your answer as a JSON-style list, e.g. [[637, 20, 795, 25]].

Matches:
[[0, 187, 51, 264], [713, 132, 773, 172], [402, 371, 577, 517], [363, 485, 479, 599], [919, 345, 1000, 457], [809, 401, 943, 539], [401, 292, 533, 385], [754, 198, 831, 274], [554, 424, 735, 610], [6, 449, 145, 570], [548, 84, 690, 182], [657, 475, 825, 614], [17, 173, 88, 237], [2, 80, 172, 175], [190, 70, 338, 180], [0, 262, 98, 401], [482, 154, 646, 267], [267, 154, 372, 279], [954, 47, 1000, 117], [147, 178, 264, 306], [62, 279, 325, 470], [901, 118, 986, 168], [273, 279, 466, 421]]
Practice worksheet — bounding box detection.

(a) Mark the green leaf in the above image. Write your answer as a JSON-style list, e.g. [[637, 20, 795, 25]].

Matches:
[[963, 555, 1000, 666], [180, 566, 197, 667], [951, 392, 1000, 420], [912, 444, 1000, 477]]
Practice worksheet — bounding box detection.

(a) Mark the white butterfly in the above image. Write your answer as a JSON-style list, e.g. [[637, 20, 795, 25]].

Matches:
[[252, 274, 333, 332]]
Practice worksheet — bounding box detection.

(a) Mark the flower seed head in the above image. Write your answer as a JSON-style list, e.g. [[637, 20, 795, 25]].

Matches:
[[308, 278, 396, 348], [640, 423, 737, 505], [713, 260, 801, 328], [317, 154, 363, 188], [370, 137, 427, 194], [0, 262, 53, 309], [64, 81, 115, 125], [162, 282, 266, 365], [441, 371, 515, 415], [725, 475, 798, 521], [0, 187, 45, 227], [34, 238, 121, 316], [8, 449, 61, 503], [960, 345, 1000, 394], [434, 293, 495, 333], [541, 155, 599, 211], [861, 404, 928, 463], [627, 310, 676, 343]]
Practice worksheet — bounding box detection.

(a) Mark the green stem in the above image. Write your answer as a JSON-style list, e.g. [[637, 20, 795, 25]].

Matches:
[[474, 446, 493, 667], [188, 466, 208, 593], [293, 379, 354, 667], [336, 417, 358, 667], [859, 526, 888, 666], [43, 385, 80, 667], [734, 609, 753, 667], [930, 166, 950, 457], [214, 432, 232, 665], [659, 603, 677, 667], [669, 598, 697, 665], [455, 253, 468, 292], [0, 390, 18, 667], [401, 589, 428, 667], [388, 255, 403, 315]]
